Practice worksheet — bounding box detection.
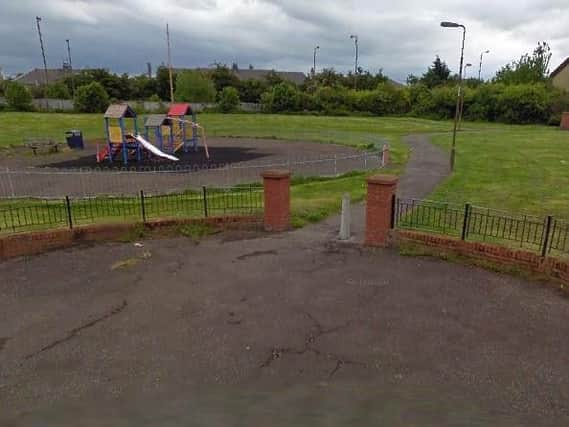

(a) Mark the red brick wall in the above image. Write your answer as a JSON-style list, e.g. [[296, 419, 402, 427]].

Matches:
[[262, 169, 291, 232], [561, 112, 569, 130], [0, 215, 261, 260], [365, 175, 398, 247], [396, 230, 569, 284]]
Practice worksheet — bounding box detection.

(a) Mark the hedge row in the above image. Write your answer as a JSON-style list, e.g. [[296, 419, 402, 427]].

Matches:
[[261, 82, 569, 125]]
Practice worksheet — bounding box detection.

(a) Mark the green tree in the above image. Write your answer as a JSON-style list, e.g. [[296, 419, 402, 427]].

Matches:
[[421, 56, 451, 88], [209, 64, 240, 93], [156, 65, 176, 101], [130, 75, 158, 100], [74, 82, 110, 113], [238, 79, 266, 102], [217, 86, 240, 112], [175, 71, 216, 102], [46, 82, 71, 99], [5, 82, 33, 111], [265, 70, 285, 87], [261, 83, 299, 112], [495, 42, 552, 85]]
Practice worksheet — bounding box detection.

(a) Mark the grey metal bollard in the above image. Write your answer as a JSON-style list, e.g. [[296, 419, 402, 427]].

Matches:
[[339, 193, 351, 240]]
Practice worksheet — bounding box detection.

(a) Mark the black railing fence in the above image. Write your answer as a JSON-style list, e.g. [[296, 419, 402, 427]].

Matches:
[[395, 197, 569, 256], [0, 185, 263, 234]]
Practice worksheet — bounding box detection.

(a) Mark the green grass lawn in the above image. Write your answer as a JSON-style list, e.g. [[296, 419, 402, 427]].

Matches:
[[429, 125, 569, 218], [0, 112, 456, 168], [0, 175, 368, 233], [2, 111, 569, 224]]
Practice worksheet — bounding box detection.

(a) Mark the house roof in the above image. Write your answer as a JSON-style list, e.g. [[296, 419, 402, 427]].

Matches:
[[168, 103, 193, 116], [104, 104, 137, 119], [234, 69, 307, 85], [144, 114, 171, 127], [551, 58, 569, 78], [13, 68, 87, 85], [175, 67, 307, 86]]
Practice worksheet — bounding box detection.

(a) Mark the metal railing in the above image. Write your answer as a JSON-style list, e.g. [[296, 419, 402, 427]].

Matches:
[[0, 151, 383, 198], [0, 185, 263, 234], [395, 197, 569, 256]]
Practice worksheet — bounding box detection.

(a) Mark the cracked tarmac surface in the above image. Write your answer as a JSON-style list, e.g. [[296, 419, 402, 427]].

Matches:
[[1, 226, 569, 426], [1, 135, 569, 425]]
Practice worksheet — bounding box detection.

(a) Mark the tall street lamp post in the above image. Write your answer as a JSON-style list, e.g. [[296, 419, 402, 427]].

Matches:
[[66, 39, 75, 98], [478, 49, 490, 81], [440, 21, 466, 172], [350, 34, 358, 89], [35, 16, 49, 86], [458, 63, 472, 130], [313, 45, 320, 76]]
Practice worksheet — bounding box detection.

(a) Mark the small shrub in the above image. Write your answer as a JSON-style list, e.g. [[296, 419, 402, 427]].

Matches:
[[261, 82, 300, 113], [175, 71, 216, 103], [46, 82, 71, 99], [217, 86, 240, 113], [5, 82, 33, 111], [74, 82, 110, 113]]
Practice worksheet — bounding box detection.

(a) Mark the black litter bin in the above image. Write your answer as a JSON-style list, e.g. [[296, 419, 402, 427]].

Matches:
[[65, 130, 84, 149]]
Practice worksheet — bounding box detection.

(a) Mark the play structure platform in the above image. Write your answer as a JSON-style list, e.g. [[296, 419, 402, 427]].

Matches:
[[97, 103, 208, 166]]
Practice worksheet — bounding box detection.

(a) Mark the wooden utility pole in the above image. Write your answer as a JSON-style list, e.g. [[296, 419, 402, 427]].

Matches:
[[166, 23, 174, 103]]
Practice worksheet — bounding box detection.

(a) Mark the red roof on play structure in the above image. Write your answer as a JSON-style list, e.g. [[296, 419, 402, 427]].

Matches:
[[168, 103, 193, 116]]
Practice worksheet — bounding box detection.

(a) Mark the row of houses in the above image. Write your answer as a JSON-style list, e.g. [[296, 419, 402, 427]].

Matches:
[[11, 65, 308, 87], [9, 58, 569, 92]]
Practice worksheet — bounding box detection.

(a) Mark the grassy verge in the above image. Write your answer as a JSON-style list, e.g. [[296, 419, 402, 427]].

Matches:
[[429, 124, 569, 218], [0, 112, 452, 169], [0, 169, 394, 234], [0, 188, 263, 234]]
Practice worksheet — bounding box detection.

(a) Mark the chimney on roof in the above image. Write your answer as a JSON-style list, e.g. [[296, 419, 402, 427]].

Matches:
[[232, 62, 239, 71], [249, 64, 254, 70], [147, 62, 152, 78]]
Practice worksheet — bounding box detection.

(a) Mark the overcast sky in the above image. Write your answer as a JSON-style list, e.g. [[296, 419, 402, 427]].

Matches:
[[1, 0, 568, 82]]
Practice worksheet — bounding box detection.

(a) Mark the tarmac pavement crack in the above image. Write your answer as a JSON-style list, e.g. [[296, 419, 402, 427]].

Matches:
[[236, 250, 278, 261], [259, 311, 365, 375], [0, 337, 9, 352], [23, 300, 127, 361]]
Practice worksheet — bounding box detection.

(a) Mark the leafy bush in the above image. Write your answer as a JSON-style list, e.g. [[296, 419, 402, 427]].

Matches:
[[238, 79, 266, 103], [217, 86, 240, 113], [74, 82, 110, 113], [495, 83, 551, 124], [5, 82, 33, 111], [465, 84, 504, 121], [261, 83, 300, 113], [314, 86, 353, 114], [355, 84, 410, 115], [175, 71, 216, 103], [46, 82, 71, 99]]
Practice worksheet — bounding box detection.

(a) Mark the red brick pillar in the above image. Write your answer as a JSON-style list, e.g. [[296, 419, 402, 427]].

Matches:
[[262, 169, 291, 232], [365, 175, 398, 247], [561, 112, 569, 130]]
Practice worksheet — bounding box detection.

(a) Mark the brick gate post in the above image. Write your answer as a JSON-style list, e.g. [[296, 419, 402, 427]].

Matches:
[[365, 174, 398, 247], [561, 112, 569, 130], [262, 169, 291, 232]]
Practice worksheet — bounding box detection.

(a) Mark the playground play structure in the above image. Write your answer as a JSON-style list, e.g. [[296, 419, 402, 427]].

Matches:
[[97, 103, 208, 165]]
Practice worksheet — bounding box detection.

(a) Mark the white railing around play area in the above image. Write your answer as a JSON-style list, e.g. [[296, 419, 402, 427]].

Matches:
[[0, 151, 385, 198]]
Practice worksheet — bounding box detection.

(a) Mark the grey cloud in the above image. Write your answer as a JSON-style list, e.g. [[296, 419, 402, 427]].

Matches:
[[0, 0, 568, 82]]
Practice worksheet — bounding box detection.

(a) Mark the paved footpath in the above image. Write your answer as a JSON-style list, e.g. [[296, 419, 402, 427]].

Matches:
[[2, 135, 569, 426], [317, 133, 450, 241]]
